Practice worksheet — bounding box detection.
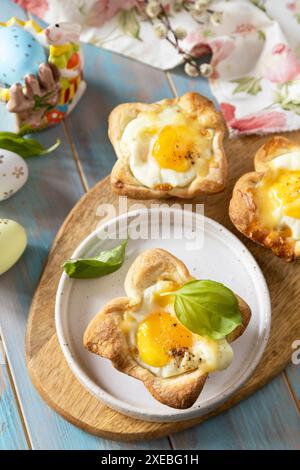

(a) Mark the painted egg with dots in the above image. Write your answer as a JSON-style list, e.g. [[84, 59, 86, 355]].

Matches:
[[0, 24, 47, 87]]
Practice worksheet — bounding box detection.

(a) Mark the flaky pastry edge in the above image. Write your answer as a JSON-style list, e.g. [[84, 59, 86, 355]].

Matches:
[[229, 136, 300, 261], [108, 92, 227, 200], [83, 249, 251, 409]]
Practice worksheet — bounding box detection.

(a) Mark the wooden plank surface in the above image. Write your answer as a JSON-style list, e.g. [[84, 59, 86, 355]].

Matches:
[[286, 365, 300, 405], [0, 339, 28, 450], [1, 0, 300, 449], [168, 66, 300, 450], [170, 375, 300, 450], [26, 170, 300, 441]]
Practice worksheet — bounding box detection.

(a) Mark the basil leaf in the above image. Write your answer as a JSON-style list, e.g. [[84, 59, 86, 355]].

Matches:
[[63, 240, 127, 279], [169, 280, 242, 340], [0, 132, 60, 158]]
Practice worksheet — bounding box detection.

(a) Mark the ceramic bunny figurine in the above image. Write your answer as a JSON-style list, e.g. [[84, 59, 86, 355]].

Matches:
[[44, 22, 86, 116], [44, 22, 81, 44], [0, 17, 86, 133]]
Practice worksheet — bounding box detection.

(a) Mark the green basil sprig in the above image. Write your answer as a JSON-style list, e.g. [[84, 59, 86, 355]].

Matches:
[[0, 132, 60, 158], [63, 240, 127, 279], [162, 280, 242, 340]]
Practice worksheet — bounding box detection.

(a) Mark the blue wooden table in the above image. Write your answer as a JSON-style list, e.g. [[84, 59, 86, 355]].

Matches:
[[0, 0, 300, 450]]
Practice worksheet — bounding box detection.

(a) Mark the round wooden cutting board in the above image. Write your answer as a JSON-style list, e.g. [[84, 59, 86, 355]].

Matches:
[[26, 131, 300, 441]]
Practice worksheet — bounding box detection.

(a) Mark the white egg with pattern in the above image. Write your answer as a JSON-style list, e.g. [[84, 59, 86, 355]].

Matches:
[[0, 149, 28, 201]]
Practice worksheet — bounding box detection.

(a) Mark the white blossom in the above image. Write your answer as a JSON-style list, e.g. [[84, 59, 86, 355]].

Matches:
[[200, 63, 213, 77], [210, 11, 223, 26], [175, 27, 187, 40], [173, 1, 183, 13], [154, 23, 168, 39], [184, 62, 199, 77], [146, 2, 161, 18], [194, 0, 211, 11]]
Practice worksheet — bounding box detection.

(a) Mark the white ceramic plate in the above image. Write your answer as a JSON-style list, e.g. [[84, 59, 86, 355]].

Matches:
[[55, 208, 271, 422]]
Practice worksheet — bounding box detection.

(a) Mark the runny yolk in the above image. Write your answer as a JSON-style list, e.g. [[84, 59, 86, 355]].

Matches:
[[255, 169, 300, 227], [152, 124, 209, 172], [136, 311, 193, 368], [271, 171, 300, 218], [152, 281, 180, 308]]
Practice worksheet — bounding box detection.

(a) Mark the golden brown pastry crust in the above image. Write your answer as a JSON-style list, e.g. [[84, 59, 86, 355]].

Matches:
[[108, 92, 227, 199], [84, 249, 251, 409], [229, 136, 300, 261]]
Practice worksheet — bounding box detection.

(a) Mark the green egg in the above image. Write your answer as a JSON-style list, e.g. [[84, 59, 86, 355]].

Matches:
[[0, 219, 27, 275]]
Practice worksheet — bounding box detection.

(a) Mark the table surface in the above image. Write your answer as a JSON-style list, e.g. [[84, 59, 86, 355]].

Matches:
[[0, 0, 300, 450]]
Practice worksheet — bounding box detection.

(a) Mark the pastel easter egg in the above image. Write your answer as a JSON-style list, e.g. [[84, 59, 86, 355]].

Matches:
[[0, 219, 27, 275], [0, 24, 47, 87], [0, 149, 28, 201]]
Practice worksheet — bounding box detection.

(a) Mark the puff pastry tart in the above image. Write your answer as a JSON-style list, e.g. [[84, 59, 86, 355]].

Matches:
[[230, 136, 300, 261], [108, 92, 227, 199], [84, 249, 251, 409]]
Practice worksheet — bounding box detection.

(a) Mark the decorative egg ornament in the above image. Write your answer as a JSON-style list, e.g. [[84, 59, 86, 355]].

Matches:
[[0, 219, 27, 275], [0, 149, 29, 201], [0, 24, 47, 86], [0, 17, 86, 134]]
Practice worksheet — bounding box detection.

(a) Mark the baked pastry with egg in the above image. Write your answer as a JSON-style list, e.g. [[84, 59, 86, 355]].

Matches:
[[108, 92, 227, 199], [229, 136, 300, 261], [83, 249, 251, 409]]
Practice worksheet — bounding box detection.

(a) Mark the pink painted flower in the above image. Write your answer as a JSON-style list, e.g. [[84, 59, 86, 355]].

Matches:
[[263, 43, 300, 83], [186, 30, 205, 46], [234, 23, 256, 35], [210, 39, 235, 79], [14, 0, 48, 17], [185, 36, 235, 79], [190, 43, 212, 58], [287, 2, 296, 11], [186, 31, 212, 57], [87, 0, 139, 27], [162, 2, 171, 14], [231, 112, 286, 133], [220, 103, 286, 133], [220, 103, 236, 122]]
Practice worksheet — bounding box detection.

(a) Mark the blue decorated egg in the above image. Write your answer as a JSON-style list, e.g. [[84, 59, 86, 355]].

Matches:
[[0, 24, 47, 87]]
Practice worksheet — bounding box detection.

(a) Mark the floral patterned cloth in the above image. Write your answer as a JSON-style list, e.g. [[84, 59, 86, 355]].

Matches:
[[15, 0, 300, 135]]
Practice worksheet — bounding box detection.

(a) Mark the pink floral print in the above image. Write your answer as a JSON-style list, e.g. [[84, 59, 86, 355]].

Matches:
[[263, 44, 300, 83], [220, 103, 286, 133], [185, 35, 235, 80], [87, 0, 139, 27], [14, 0, 49, 17], [15, 0, 300, 136], [210, 40, 236, 79], [234, 23, 256, 35]]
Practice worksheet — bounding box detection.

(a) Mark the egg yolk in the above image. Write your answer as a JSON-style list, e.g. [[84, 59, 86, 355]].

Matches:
[[152, 281, 180, 308], [152, 125, 208, 172], [136, 311, 193, 367], [270, 171, 300, 218], [255, 169, 300, 227]]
